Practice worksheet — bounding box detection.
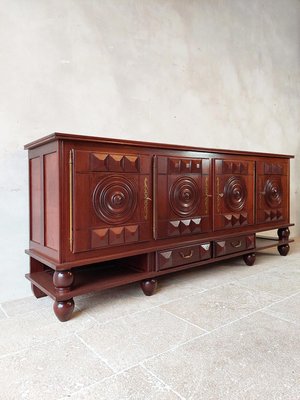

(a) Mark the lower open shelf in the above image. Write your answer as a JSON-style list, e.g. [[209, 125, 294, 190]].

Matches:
[[26, 236, 293, 302], [256, 237, 294, 251], [26, 263, 151, 301]]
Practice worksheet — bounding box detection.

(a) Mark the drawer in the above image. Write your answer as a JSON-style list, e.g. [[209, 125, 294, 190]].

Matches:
[[156, 242, 211, 271], [214, 234, 255, 257]]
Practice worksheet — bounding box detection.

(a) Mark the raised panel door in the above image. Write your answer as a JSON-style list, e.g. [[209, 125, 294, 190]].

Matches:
[[71, 149, 152, 252], [214, 159, 254, 230], [154, 155, 212, 239], [256, 159, 289, 224]]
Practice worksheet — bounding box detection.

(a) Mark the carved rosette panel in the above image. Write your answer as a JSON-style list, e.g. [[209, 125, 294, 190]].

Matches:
[[224, 176, 247, 212], [93, 176, 137, 224], [264, 178, 282, 208], [169, 177, 200, 217]]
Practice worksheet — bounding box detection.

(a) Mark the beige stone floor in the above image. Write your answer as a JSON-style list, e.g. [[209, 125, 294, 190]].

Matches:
[[0, 241, 299, 400]]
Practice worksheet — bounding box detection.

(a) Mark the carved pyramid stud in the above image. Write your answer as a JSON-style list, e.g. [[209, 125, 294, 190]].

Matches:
[[159, 251, 172, 269], [223, 161, 233, 173], [232, 162, 241, 174], [231, 214, 240, 226], [215, 241, 226, 257], [168, 158, 181, 174], [264, 210, 271, 222], [91, 228, 109, 248], [125, 225, 139, 243], [123, 155, 140, 172], [264, 163, 271, 174], [109, 227, 124, 245], [224, 214, 232, 227], [90, 153, 109, 171], [270, 210, 277, 220], [190, 218, 202, 233], [240, 163, 248, 174], [246, 235, 255, 249], [277, 210, 282, 220], [239, 213, 248, 225], [179, 219, 191, 235], [168, 220, 180, 236], [108, 154, 124, 171]]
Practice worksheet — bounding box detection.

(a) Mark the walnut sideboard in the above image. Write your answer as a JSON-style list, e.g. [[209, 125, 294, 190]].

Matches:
[[24, 133, 294, 321]]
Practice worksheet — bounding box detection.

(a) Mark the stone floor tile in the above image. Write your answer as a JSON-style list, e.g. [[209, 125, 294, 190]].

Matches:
[[237, 267, 300, 297], [262, 293, 300, 325], [0, 335, 113, 400], [143, 312, 300, 400], [160, 282, 281, 331], [76, 279, 206, 324], [77, 307, 205, 372], [1, 295, 52, 317], [61, 365, 181, 400], [0, 307, 97, 357]]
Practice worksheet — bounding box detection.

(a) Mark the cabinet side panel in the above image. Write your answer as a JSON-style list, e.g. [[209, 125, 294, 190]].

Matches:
[[44, 152, 59, 250], [30, 157, 41, 243]]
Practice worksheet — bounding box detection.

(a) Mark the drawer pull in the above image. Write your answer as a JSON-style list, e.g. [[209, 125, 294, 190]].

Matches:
[[230, 240, 242, 248], [179, 250, 194, 259]]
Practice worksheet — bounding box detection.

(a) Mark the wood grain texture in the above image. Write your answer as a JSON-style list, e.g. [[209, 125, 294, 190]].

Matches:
[[24, 133, 294, 321]]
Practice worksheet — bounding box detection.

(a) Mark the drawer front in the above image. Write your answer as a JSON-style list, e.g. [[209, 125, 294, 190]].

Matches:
[[214, 235, 255, 257], [157, 243, 211, 271]]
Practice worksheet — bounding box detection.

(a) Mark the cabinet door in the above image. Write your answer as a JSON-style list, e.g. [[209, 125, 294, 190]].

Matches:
[[214, 159, 254, 230], [71, 150, 152, 253], [256, 160, 289, 224], [155, 155, 212, 239]]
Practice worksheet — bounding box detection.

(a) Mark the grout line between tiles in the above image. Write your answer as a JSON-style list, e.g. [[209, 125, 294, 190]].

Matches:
[[0, 304, 9, 318], [138, 288, 300, 367], [140, 363, 187, 400], [0, 331, 76, 360], [75, 332, 117, 374], [161, 308, 209, 333], [259, 310, 299, 326]]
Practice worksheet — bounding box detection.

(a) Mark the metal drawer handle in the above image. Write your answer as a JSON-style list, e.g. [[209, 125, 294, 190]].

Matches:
[[231, 240, 242, 248], [179, 250, 194, 259]]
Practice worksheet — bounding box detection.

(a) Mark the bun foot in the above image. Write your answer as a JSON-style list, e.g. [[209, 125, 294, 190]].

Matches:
[[53, 299, 75, 322], [243, 253, 256, 266], [141, 279, 158, 296], [278, 244, 290, 256]]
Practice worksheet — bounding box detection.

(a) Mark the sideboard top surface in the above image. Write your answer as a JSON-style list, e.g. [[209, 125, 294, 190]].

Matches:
[[24, 132, 294, 159]]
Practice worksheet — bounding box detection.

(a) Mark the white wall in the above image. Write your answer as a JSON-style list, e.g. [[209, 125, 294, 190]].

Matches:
[[0, 0, 299, 302]]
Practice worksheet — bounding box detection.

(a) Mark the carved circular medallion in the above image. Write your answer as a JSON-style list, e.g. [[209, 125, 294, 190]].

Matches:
[[169, 177, 200, 217], [224, 176, 247, 212], [93, 176, 137, 224], [264, 178, 282, 208]]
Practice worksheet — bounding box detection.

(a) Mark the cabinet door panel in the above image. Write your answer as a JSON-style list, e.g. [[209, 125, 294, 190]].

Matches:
[[155, 155, 212, 239], [256, 160, 288, 224], [214, 159, 254, 230], [72, 150, 152, 253]]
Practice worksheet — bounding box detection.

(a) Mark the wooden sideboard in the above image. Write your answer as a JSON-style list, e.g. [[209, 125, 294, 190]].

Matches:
[[24, 133, 294, 321]]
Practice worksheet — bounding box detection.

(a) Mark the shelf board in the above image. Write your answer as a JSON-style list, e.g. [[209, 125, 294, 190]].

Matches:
[[256, 237, 293, 251], [26, 264, 150, 301]]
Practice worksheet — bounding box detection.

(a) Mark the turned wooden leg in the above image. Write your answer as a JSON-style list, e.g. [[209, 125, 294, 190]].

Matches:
[[278, 244, 290, 256], [277, 228, 290, 256], [243, 253, 256, 266], [53, 270, 74, 322], [141, 279, 158, 296], [277, 227, 290, 241], [53, 299, 75, 322]]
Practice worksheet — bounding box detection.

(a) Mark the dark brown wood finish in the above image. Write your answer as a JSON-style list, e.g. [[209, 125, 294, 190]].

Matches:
[[25, 133, 294, 321]]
